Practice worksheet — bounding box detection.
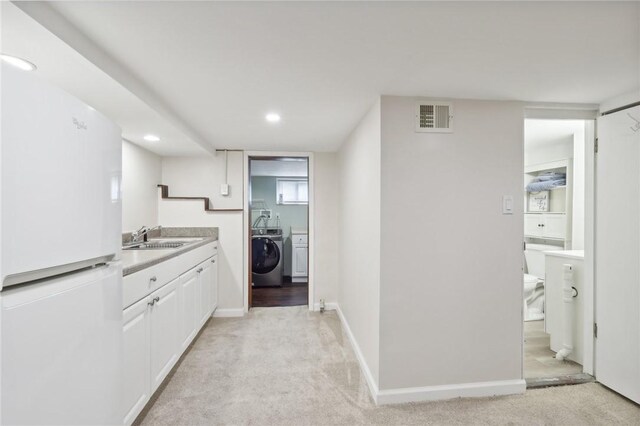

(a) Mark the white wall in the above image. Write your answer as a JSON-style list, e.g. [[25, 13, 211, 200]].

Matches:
[[159, 152, 244, 312], [314, 153, 340, 305], [121, 140, 161, 232], [159, 151, 339, 312], [524, 136, 573, 167], [378, 96, 524, 390], [337, 100, 381, 385]]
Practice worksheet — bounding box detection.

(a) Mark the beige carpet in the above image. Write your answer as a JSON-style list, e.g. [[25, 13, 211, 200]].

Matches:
[[138, 307, 639, 425]]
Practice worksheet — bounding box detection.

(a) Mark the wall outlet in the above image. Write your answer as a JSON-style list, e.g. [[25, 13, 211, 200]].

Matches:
[[260, 209, 272, 219], [220, 183, 230, 196]]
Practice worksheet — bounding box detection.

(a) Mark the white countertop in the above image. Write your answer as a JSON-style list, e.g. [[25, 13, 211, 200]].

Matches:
[[121, 248, 175, 272], [120, 237, 215, 275], [544, 249, 585, 260], [291, 227, 308, 235]]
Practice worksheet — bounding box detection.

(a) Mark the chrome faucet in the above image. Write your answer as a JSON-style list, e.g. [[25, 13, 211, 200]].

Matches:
[[131, 225, 161, 243]]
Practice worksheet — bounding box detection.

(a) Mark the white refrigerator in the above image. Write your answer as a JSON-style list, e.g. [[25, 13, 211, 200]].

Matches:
[[0, 63, 123, 424]]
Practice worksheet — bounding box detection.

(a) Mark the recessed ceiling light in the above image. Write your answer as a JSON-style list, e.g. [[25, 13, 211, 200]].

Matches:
[[1, 54, 37, 71], [265, 113, 281, 123], [143, 134, 160, 142]]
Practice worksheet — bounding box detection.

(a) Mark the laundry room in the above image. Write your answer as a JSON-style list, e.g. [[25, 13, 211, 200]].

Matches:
[[249, 157, 309, 307]]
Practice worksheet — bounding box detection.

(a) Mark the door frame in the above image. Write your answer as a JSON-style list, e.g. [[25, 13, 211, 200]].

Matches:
[[243, 151, 315, 312], [523, 107, 598, 378]]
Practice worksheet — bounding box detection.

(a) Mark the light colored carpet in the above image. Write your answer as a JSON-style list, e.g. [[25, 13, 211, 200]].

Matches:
[[524, 320, 583, 379], [138, 306, 640, 425]]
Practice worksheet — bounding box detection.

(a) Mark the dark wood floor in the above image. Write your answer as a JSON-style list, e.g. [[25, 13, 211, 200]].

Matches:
[[252, 282, 308, 307]]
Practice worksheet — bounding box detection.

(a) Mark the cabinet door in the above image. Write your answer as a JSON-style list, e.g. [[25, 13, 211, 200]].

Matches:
[[293, 245, 308, 276], [123, 297, 150, 426], [149, 277, 180, 392], [543, 214, 566, 239], [524, 214, 544, 238], [198, 260, 213, 326], [178, 269, 199, 352], [210, 255, 218, 313]]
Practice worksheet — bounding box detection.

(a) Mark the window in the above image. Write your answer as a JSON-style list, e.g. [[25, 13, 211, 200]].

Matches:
[[276, 178, 308, 205]]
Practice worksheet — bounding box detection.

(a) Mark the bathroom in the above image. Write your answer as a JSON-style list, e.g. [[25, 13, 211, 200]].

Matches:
[[522, 118, 592, 384], [249, 158, 309, 307]]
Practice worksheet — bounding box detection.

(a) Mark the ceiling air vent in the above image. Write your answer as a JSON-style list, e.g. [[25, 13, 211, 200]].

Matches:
[[415, 101, 453, 133]]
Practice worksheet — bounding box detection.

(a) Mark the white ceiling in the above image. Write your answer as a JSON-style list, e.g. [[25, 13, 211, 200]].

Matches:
[[1, 2, 207, 156], [7, 1, 640, 155], [524, 119, 585, 149]]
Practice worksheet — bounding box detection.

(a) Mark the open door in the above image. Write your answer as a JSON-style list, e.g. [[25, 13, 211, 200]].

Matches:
[[595, 105, 640, 403]]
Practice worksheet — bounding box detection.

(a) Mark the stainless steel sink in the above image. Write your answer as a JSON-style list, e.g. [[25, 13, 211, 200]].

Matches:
[[123, 241, 187, 250]]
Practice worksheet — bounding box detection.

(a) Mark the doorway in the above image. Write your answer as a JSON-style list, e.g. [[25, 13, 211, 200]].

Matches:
[[522, 117, 596, 386], [247, 156, 310, 308]]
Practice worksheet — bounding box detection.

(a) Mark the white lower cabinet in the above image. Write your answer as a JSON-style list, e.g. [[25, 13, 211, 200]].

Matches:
[[122, 243, 218, 425], [210, 255, 218, 312], [293, 245, 308, 275], [179, 270, 199, 352], [149, 278, 180, 391], [197, 255, 219, 327], [291, 232, 308, 282], [123, 281, 182, 426], [122, 297, 151, 426], [198, 260, 212, 327]]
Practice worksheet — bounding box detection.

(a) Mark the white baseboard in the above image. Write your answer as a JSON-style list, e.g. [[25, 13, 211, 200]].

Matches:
[[312, 301, 338, 312], [333, 304, 525, 405], [376, 379, 526, 405], [212, 308, 244, 318], [334, 305, 380, 401]]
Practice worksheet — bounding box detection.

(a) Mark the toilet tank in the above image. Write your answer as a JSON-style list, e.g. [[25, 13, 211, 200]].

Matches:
[[524, 244, 561, 279]]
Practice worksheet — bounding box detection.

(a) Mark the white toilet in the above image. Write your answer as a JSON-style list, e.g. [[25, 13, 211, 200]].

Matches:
[[523, 243, 559, 321]]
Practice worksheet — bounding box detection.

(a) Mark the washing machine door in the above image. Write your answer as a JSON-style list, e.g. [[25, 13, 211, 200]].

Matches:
[[252, 237, 281, 274]]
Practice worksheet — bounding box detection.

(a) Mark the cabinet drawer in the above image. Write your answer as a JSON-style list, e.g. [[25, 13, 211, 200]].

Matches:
[[123, 261, 176, 309], [292, 234, 308, 244], [123, 242, 217, 309]]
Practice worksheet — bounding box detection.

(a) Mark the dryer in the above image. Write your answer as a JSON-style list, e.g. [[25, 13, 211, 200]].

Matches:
[[252, 230, 283, 287]]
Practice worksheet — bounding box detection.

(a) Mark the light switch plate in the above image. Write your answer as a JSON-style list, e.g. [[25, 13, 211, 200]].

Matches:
[[220, 183, 230, 196], [502, 195, 514, 215]]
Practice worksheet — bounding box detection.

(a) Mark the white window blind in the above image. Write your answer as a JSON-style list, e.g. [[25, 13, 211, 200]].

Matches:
[[276, 178, 308, 205]]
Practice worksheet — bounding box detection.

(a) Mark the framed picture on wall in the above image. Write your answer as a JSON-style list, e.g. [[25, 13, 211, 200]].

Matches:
[[528, 191, 549, 212]]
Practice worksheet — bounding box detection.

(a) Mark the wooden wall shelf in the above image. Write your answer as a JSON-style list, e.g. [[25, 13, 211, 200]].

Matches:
[[157, 184, 243, 212]]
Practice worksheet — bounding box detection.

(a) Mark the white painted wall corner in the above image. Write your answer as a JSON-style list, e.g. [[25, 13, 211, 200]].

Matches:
[[335, 305, 380, 403], [335, 303, 526, 405]]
